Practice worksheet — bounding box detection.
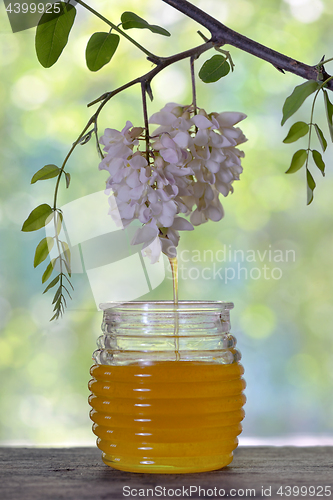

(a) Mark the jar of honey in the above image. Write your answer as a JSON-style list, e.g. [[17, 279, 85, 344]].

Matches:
[[88, 301, 246, 473]]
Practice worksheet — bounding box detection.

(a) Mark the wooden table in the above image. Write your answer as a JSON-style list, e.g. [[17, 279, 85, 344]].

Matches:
[[0, 447, 332, 499]]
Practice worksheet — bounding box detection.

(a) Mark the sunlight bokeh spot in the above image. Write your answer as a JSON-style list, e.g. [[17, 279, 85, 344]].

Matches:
[[11, 75, 49, 110], [284, 0, 324, 23], [240, 304, 276, 339]]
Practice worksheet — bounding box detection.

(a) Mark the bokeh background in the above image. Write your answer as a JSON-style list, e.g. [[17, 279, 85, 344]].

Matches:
[[0, 0, 333, 445]]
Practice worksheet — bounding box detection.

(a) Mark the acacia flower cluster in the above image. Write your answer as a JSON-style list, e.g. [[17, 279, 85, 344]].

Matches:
[[99, 103, 247, 263]]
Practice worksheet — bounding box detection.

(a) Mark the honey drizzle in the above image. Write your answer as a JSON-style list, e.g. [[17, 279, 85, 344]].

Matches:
[[169, 257, 180, 361]]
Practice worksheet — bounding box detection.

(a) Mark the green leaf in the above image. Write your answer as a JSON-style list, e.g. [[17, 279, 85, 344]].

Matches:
[[35, 2, 76, 68], [314, 123, 328, 152], [121, 11, 170, 36], [281, 80, 319, 126], [63, 274, 74, 290], [85, 32, 120, 72], [285, 149, 308, 174], [312, 149, 325, 176], [52, 287, 62, 305], [53, 296, 62, 311], [56, 211, 63, 235], [64, 259, 71, 277], [199, 55, 230, 83], [283, 121, 309, 143], [323, 89, 333, 141], [31, 164, 60, 184], [43, 275, 60, 294], [22, 204, 53, 232], [42, 258, 56, 284], [61, 241, 71, 266], [34, 237, 54, 268], [307, 169, 316, 205], [62, 285, 72, 300], [50, 311, 59, 321], [65, 172, 71, 188]]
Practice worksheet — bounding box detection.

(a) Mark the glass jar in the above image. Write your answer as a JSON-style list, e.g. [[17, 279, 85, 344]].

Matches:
[[88, 301, 246, 474]]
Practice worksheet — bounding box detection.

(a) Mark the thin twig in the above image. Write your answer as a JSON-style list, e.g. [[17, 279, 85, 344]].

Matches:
[[88, 41, 215, 110], [75, 0, 160, 63], [141, 82, 151, 164], [190, 56, 197, 113]]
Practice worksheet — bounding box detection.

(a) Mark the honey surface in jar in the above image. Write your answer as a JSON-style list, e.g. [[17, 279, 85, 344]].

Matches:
[[89, 361, 246, 473]]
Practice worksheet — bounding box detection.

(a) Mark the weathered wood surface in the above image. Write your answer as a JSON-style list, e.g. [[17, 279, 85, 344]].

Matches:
[[0, 446, 332, 500]]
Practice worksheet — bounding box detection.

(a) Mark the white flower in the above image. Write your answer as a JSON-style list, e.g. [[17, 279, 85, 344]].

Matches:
[[100, 120, 136, 151], [131, 224, 159, 245], [190, 187, 224, 226], [99, 105, 247, 263], [142, 236, 163, 264]]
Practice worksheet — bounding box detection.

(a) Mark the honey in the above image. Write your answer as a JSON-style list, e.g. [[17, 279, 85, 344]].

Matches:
[[89, 360, 246, 473], [169, 256, 179, 305], [169, 256, 180, 360]]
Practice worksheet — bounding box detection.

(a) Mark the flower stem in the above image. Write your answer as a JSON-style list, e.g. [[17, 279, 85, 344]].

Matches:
[[141, 82, 151, 165], [305, 74, 333, 191], [53, 212, 63, 276], [52, 120, 92, 211], [308, 73, 333, 153], [190, 56, 197, 114]]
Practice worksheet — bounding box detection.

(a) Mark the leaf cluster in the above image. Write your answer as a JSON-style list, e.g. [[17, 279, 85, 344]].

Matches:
[[282, 79, 333, 205], [22, 165, 73, 320], [35, 4, 170, 72], [34, 2, 232, 83]]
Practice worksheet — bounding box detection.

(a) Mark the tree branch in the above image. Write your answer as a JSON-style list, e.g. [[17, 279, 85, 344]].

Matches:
[[162, 0, 333, 91], [88, 41, 214, 108]]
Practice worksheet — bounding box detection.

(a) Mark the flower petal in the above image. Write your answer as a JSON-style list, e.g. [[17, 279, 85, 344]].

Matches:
[[131, 225, 158, 245], [122, 120, 134, 135], [173, 131, 190, 148], [216, 112, 247, 127], [172, 217, 194, 231], [190, 209, 206, 226], [160, 236, 177, 258], [129, 155, 148, 169], [215, 181, 230, 196], [142, 236, 162, 264], [192, 115, 213, 129], [161, 148, 179, 164], [193, 129, 209, 147], [126, 170, 140, 188], [206, 159, 220, 173], [207, 203, 224, 221], [149, 111, 177, 126]]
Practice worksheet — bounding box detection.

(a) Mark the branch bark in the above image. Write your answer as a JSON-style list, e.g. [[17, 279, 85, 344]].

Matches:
[[162, 0, 333, 91], [88, 42, 214, 108]]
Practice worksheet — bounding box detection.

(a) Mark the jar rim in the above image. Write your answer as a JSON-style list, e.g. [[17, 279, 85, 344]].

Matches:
[[100, 300, 234, 313]]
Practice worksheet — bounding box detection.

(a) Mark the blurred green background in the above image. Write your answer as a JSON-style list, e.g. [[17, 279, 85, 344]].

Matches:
[[0, 0, 333, 445]]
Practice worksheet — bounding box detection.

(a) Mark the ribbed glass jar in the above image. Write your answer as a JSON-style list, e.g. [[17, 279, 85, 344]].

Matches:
[[88, 301, 246, 473]]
